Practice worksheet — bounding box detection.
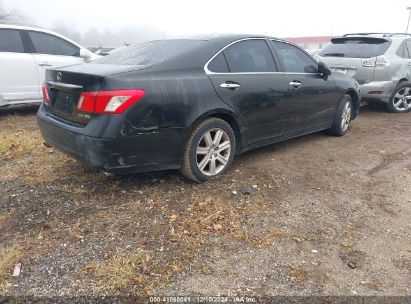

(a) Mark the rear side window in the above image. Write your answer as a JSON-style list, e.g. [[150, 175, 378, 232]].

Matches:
[[319, 37, 391, 58], [28, 31, 80, 57], [223, 40, 277, 73], [271, 41, 318, 73], [94, 40, 205, 65], [0, 29, 25, 53], [405, 41, 411, 58], [396, 42, 410, 58], [208, 52, 229, 73]]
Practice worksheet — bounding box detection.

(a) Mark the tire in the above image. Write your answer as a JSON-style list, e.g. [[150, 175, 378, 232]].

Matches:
[[328, 94, 353, 137], [387, 82, 411, 113], [180, 118, 236, 182]]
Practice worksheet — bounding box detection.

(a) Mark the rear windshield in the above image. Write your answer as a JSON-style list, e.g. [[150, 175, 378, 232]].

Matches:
[[93, 39, 205, 65], [319, 38, 391, 58]]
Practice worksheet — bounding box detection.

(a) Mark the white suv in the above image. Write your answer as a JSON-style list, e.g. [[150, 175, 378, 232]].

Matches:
[[0, 23, 99, 107], [317, 33, 411, 113]]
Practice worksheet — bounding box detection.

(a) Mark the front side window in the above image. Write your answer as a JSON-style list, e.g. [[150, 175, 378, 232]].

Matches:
[[222, 39, 277, 73], [28, 31, 80, 57], [0, 29, 25, 53], [271, 41, 318, 73]]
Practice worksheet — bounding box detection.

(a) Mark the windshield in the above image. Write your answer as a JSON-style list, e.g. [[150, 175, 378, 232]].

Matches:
[[92, 39, 205, 65], [319, 37, 391, 58]]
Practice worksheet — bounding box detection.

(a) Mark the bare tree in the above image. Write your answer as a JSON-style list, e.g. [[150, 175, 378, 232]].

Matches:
[[0, 1, 29, 23], [0, 2, 13, 20], [52, 21, 82, 43]]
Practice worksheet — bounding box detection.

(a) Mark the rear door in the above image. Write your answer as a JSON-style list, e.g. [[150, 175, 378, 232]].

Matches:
[[318, 37, 391, 84], [271, 40, 338, 133], [206, 38, 290, 145], [25, 30, 85, 95], [0, 28, 40, 105]]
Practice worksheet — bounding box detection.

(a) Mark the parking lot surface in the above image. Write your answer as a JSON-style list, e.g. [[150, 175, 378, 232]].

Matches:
[[0, 104, 410, 296]]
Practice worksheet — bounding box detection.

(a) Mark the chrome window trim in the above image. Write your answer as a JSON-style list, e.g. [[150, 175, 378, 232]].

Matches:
[[204, 37, 320, 76]]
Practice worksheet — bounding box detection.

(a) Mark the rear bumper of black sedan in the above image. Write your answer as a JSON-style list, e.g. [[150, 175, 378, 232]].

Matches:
[[37, 105, 187, 174]]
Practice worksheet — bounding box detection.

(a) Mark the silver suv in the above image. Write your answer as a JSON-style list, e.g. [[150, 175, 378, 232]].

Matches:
[[317, 33, 411, 113]]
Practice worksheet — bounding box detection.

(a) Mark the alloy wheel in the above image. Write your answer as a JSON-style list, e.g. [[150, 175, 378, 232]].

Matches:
[[392, 87, 411, 111], [196, 128, 231, 176], [341, 101, 352, 132]]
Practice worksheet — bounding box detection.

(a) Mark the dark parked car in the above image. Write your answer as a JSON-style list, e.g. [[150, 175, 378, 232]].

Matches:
[[38, 34, 360, 182]]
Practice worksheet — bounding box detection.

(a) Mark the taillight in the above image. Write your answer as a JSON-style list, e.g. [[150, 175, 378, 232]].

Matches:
[[376, 55, 390, 67], [42, 82, 50, 103], [361, 57, 376, 67], [77, 92, 97, 113], [77, 89, 145, 114], [361, 55, 389, 67]]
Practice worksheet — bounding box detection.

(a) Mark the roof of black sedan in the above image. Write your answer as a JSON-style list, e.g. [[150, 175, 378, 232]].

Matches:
[[91, 34, 288, 70], [152, 34, 285, 52], [158, 33, 281, 42]]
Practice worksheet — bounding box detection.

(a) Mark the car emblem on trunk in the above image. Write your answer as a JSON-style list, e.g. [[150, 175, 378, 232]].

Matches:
[[57, 72, 62, 82]]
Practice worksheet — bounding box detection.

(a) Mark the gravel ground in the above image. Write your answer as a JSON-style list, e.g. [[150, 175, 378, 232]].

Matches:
[[0, 104, 410, 298]]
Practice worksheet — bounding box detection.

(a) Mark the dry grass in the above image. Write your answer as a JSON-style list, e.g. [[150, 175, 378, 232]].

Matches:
[[169, 195, 248, 243], [0, 245, 23, 287], [286, 265, 308, 283], [0, 131, 44, 161], [0, 152, 68, 185], [250, 229, 288, 248], [91, 250, 150, 294], [0, 212, 7, 225], [0, 113, 64, 185], [0, 119, 58, 185]]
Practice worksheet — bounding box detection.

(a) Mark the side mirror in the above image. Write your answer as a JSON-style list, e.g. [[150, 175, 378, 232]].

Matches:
[[79, 49, 91, 62], [318, 61, 331, 76]]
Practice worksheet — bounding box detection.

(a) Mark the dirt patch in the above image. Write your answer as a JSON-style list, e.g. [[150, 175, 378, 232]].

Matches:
[[0, 104, 410, 297], [339, 249, 367, 269]]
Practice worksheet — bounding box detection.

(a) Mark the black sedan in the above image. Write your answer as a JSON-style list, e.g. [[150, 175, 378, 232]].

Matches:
[[38, 34, 360, 182]]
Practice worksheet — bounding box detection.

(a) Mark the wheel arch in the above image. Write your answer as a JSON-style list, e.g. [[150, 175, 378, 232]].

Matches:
[[189, 109, 244, 154], [343, 89, 360, 119]]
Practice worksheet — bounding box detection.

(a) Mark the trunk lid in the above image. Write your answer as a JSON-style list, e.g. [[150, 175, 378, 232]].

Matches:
[[46, 63, 149, 125]]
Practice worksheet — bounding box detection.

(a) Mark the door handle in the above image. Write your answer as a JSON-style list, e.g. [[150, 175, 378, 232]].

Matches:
[[289, 81, 303, 88], [220, 82, 241, 89], [39, 62, 52, 67]]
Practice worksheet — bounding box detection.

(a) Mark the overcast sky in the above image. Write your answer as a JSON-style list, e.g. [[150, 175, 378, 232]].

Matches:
[[3, 0, 411, 38]]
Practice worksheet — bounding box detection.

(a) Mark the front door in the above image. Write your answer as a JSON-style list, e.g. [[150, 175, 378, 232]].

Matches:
[[270, 40, 338, 135]]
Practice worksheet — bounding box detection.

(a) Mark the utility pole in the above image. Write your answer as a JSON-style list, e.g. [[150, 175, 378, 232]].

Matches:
[[406, 7, 411, 33]]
